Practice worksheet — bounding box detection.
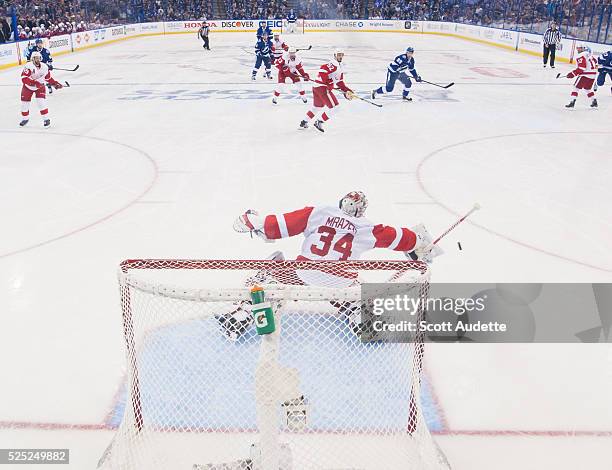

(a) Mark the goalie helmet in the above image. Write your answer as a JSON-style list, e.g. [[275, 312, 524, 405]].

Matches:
[[339, 191, 368, 218]]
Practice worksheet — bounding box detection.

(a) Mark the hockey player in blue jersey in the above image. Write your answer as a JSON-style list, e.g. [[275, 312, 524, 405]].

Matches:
[[252, 33, 273, 80], [596, 50, 612, 93], [256, 23, 272, 40], [286, 9, 298, 34], [25, 38, 55, 93], [371, 47, 422, 101]]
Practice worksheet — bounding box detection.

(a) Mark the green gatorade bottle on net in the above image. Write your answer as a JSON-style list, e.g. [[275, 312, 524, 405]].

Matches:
[[250, 285, 276, 335]]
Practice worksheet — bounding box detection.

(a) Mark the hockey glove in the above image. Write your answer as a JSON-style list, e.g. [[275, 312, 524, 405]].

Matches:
[[405, 223, 444, 264], [344, 91, 356, 100], [233, 210, 273, 242], [415, 76, 422, 82]]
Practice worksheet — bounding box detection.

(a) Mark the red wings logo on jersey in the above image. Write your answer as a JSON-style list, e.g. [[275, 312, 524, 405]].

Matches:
[[569, 53, 598, 78]]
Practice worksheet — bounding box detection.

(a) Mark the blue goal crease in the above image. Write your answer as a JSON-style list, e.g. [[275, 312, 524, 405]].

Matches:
[[108, 316, 446, 432]]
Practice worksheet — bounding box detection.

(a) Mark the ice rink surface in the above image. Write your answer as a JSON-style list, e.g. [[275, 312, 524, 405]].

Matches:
[[1, 31, 611, 469]]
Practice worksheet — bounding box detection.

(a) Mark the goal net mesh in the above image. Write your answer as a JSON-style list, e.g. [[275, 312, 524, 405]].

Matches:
[[98, 259, 450, 470]]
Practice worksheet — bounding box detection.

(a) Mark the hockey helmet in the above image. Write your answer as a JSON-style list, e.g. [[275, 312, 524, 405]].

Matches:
[[406, 46, 415, 54], [30, 51, 42, 63], [339, 191, 368, 218], [35, 38, 44, 45], [288, 46, 297, 54], [576, 43, 591, 54]]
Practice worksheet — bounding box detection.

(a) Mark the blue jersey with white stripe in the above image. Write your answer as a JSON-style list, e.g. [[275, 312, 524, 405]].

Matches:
[[287, 12, 297, 23], [255, 38, 273, 57], [598, 51, 612, 70], [25, 44, 53, 65], [388, 53, 417, 78]]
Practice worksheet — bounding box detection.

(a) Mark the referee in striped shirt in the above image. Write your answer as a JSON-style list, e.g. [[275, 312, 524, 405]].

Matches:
[[543, 21, 562, 68]]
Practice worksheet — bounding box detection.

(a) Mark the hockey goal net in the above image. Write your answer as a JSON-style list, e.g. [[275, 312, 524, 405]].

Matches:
[[98, 259, 450, 470], [281, 18, 305, 34]]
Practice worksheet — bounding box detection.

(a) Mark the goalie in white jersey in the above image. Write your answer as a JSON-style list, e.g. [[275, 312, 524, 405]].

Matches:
[[221, 191, 442, 341], [235, 191, 439, 265]]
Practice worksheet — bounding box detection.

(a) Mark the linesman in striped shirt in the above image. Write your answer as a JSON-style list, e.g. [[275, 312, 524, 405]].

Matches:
[[543, 21, 562, 68]]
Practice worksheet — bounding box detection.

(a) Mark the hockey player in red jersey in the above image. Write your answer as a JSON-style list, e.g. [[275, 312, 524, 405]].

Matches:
[[272, 47, 310, 105], [234, 191, 441, 265], [564, 44, 598, 108], [19, 51, 63, 127], [299, 49, 356, 133], [271, 32, 288, 62]]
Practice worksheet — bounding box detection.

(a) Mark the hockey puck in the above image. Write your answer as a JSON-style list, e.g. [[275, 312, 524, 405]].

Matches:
[[457, 242, 462, 251]]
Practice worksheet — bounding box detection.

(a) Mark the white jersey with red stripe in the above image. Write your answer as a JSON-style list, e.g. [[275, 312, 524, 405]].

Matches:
[[276, 52, 308, 78], [272, 39, 288, 60], [262, 205, 417, 261], [568, 51, 598, 78], [21, 62, 52, 90]]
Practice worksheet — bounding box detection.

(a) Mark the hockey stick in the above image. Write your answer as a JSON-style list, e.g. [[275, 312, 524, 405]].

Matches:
[[421, 79, 454, 89], [426, 203, 481, 250], [404, 203, 481, 263], [310, 80, 382, 108], [53, 65, 79, 72], [296, 45, 312, 51], [352, 94, 383, 108]]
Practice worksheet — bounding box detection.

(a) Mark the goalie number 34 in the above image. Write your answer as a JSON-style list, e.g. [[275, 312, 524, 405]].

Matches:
[[310, 226, 354, 260]]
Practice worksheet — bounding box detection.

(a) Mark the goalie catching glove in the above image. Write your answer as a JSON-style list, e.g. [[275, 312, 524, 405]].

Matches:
[[406, 223, 443, 264], [233, 210, 273, 242]]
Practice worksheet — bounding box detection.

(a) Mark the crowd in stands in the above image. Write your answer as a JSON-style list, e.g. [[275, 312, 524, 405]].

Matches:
[[225, 0, 288, 20], [1, 0, 610, 42], [297, 0, 361, 19], [366, 0, 611, 34], [137, 0, 213, 22]]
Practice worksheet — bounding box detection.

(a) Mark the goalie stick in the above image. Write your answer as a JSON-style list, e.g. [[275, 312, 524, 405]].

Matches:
[[52, 65, 79, 72], [405, 203, 481, 263], [426, 203, 481, 250]]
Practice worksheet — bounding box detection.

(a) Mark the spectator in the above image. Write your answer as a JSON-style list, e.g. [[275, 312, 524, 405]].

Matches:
[[0, 17, 11, 42]]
